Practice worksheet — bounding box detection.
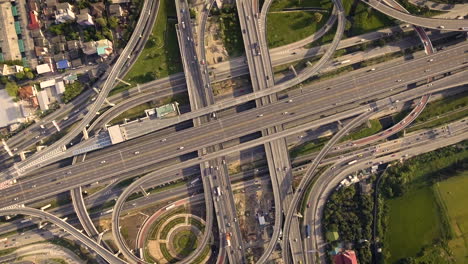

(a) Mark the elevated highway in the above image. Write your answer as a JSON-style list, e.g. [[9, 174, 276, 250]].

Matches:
[[365, 0, 468, 31], [0, 47, 465, 211], [304, 120, 468, 263], [4, 0, 157, 178], [0, 207, 126, 264], [0, 80, 464, 263], [0, 69, 464, 218]]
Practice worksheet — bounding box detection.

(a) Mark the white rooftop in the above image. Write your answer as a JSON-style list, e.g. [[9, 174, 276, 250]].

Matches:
[[0, 90, 23, 128], [40, 79, 56, 89], [36, 64, 52, 74]]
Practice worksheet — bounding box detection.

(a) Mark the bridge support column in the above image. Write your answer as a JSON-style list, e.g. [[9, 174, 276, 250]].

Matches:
[[403, 129, 406, 137], [337, 120, 343, 129], [83, 128, 89, 140], [19, 152, 26, 161], [116, 77, 131, 86], [140, 186, 149, 196], [105, 98, 115, 106], [97, 230, 107, 244], [38, 222, 48, 229], [2, 139, 13, 157], [289, 65, 298, 77]]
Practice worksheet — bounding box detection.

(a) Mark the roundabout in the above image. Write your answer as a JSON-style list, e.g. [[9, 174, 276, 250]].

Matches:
[[141, 208, 209, 264]]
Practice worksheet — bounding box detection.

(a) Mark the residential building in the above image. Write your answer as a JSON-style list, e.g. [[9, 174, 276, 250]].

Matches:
[[36, 89, 50, 111], [71, 58, 83, 68], [82, 39, 113, 58], [109, 4, 123, 16], [110, 0, 130, 3], [90, 2, 106, 18], [66, 40, 81, 51], [35, 46, 48, 58], [46, 0, 57, 8], [77, 11, 94, 26], [54, 80, 65, 95], [0, 1, 22, 61], [40, 79, 56, 89], [96, 39, 113, 58], [82, 41, 97, 55], [18, 85, 38, 108], [55, 3, 76, 23], [28, 0, 39, 12], [30, 29, 44, 39], [56, 59, 70, 70], [0, 64, 24, 76], [334, 250, 358, 264], [36, 63, 52, 74], [28, 11, 40, 30]]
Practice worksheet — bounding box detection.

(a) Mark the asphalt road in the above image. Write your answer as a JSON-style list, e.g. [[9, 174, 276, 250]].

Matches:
[[365, 0, 468, 31], [303, 119, 468, 263], [1, 49, 466, 211]]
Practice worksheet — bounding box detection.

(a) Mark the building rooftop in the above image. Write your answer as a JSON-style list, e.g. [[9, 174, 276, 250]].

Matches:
[[155, 103, 179, 118], [334, 250, 358, 264], [0, 2, 22, 61], [0, 90, 23, 128], [36, 63, 52, 74], [56, 59, 70, 70]]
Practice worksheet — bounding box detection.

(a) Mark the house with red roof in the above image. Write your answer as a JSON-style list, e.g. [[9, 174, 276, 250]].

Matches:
[[334, 250, 358, 264]]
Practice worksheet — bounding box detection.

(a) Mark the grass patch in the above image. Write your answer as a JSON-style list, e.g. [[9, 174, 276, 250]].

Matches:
[[192, 245, 211, 264], [0, 247, 16, 257], [213, 6, 244, 56], [435, 170, 468, 263], [160, 217, 186, 240], [267, 0, 333, 48], [290, 136, 330, 159], [49, 258, 68, 264], [172, 229, 198, 258], [48, 238, 94, 261], [160, 243, 177, 263], [381, 141, 468, 263], [342, 119, 383, 141], [110, 102, 153, 125], [148, 207, 186, 240], [346, 0, 395, 37], [189, 217, 205, 232], [385, 186, 443, 263], [119, 0, 182, 89], [406, 91, 468, 132]]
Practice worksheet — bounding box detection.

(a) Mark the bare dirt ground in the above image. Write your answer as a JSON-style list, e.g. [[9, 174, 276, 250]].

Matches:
[[205, 16, 229, 65], [234, 182, 276, 261], [120, 213, 148, 248]]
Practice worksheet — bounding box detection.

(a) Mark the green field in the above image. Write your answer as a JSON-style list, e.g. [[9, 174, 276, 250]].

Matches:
[[267, 0, 333, 48], [290, 136, 330, 159], [435, 171, 468, 263], [342, 119, 382, 142], [173, 229, 198, 257], [382, 142, 468, 263], [118, 0, 182, 89], [385, 186, 444, 263]]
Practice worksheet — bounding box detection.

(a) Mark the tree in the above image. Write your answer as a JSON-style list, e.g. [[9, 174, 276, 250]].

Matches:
[[313, 12, 323, 23], [62, 82, 84, 103], [108, 17, 119, 29], [5, 81, 19, 98], [14, 71, 25, 80], [25, 71, 34, 80], [95, 18, 107, 28]]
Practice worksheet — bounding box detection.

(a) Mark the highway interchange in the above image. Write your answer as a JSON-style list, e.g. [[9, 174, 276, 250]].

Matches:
[[0, 0, 467, 263]]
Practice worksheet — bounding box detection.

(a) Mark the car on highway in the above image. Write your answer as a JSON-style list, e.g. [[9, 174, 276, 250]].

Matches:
[[100, 160, 106, 164], [178, 146, 184, 150]]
